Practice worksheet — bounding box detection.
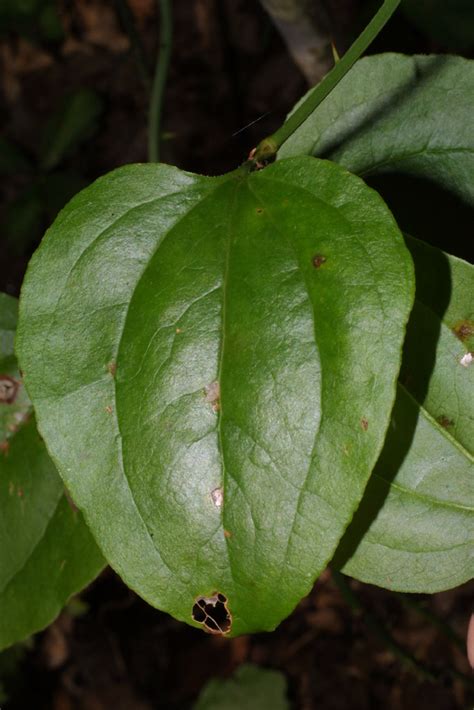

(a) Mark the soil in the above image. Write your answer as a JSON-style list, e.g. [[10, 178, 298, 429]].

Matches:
[[0, 2, 472, 708]]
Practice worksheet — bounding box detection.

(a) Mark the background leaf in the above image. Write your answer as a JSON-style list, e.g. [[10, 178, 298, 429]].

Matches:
[[0, 293, 104, 651], [334, 237, 474, 592], [279, 54, 473, 202], [39, 89, 104, 172], [279, 54, 473, 257], [194, 664, 289, 710], [17, 156, 413, 635]]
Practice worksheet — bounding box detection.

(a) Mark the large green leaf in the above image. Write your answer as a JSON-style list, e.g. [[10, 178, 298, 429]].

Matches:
[[0, 293, 104, 651], [17, 156, 414, 635], [335, 237, 474, 592], [279, 54, 474, 207]]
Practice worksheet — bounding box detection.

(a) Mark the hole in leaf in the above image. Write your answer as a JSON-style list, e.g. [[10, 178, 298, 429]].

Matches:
[[0, 375, 19, 404], [192, 592, 231, 635]]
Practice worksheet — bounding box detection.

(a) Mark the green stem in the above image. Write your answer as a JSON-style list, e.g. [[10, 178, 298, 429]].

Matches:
[[148, 0, 172, 163], [332, 571, 437, 682], [252, 0, 401, 164], [114, 0, 151, 88]]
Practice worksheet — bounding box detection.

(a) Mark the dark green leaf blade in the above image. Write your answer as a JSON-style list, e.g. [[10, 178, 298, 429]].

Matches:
[[17, 157, 414, 635], [0, 294, 104, 651], [279, 54, 474, 207], [335, 237, 474, 592], [39, 89, 104, 171]]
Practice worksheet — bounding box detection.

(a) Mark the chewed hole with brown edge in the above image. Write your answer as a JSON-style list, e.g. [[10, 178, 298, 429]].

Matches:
[[192, 592, 232, 635]]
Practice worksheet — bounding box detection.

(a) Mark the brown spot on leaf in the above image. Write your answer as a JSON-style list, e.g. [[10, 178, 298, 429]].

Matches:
[[312, 254, 327, 269], [0, 375, 19, 404], [192, 592, 231, 635], [452, 319, 474, 342], [360, 418, 369, 431], [437, 415, 454, 429], [107, 361, 117, 377], [0, 440, 10, 455], [256, 207, 264, 215], [64, 488, 78, 512], [17, 487, 24, 498], [224, 529, 232, 538], [204, 381, 220, 412], [105, 405, 113, 414]]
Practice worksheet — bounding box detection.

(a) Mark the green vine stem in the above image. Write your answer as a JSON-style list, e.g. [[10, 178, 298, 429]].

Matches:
[[252, 0, 401, 165], [148, 0, 172, 163]]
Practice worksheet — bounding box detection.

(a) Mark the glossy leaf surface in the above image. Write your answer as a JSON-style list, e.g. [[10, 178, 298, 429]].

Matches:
[[279, 54, 474, 207], [17, 156, 414, 635], [336, 238, 474, 592], [0, 294, 104, 651]]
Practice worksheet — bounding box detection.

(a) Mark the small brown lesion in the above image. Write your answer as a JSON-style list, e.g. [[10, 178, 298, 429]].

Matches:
[[312, 254, 327, 269], [0, 375, 19, 404], [437, 415, 454, 429], [204, 381, 220, 412], [452, 319, 474, 343], [107, 361, 117, 377], [192, 592, 232, 635], [360, 417, 369, 431]]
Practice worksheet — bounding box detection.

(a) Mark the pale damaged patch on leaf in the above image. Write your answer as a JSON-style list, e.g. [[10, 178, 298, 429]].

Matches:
[[192, 592, 231, 635], [211, 487, 223, 508], [204, 381, 220, 412], [460, 352, 473, 368]]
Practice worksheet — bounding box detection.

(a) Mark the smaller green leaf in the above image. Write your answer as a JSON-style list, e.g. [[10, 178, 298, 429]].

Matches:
[[194, 664, 289, 710], [0, 294, 104, 651], [334, 238, 474, 592], [39, 89, 104, 171], [279, 54, 474, 208]]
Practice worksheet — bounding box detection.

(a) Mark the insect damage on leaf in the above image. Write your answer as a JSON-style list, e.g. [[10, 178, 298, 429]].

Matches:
[[452, 319, 474, 342], [460, 352, 473, 368], [210, 487, 223, 508], [312, 254, 327, 268], [192, 592, 232, 635], [0, 375, 19, 404], [204, 381, 220, 412]]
